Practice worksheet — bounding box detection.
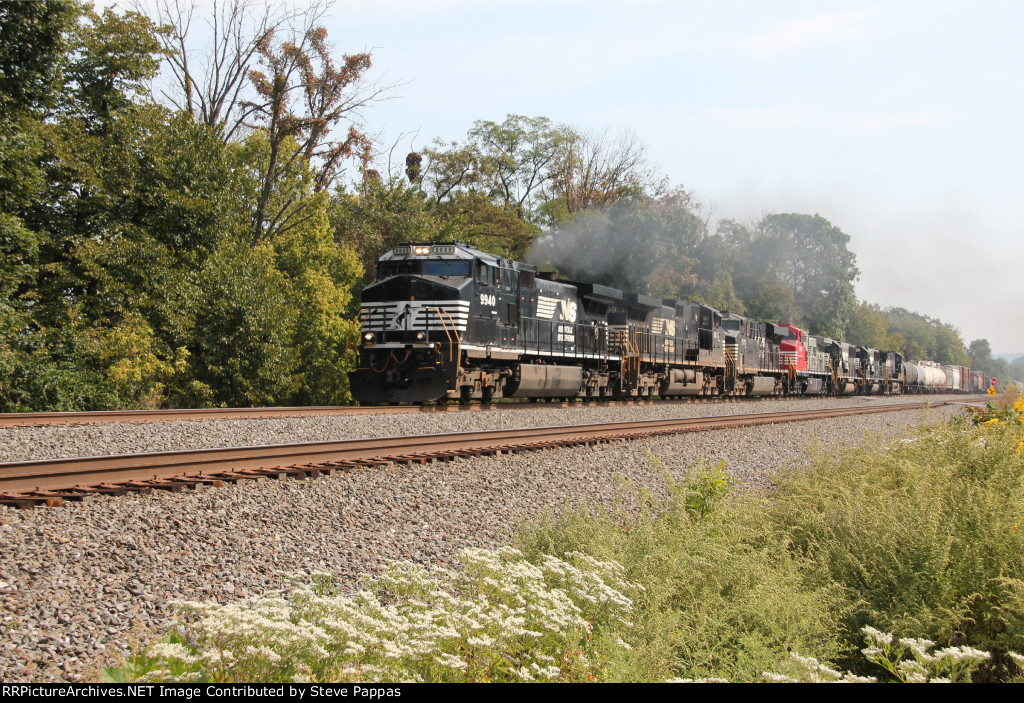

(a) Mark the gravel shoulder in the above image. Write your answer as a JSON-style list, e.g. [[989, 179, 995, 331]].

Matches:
[[0, 400, 962, 682]]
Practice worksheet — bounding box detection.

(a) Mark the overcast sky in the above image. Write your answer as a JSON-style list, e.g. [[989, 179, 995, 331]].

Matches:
[[147, 0, 1024, 353]]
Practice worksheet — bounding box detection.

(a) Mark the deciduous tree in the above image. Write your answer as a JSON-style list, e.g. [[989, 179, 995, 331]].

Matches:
[[244, 25, 377, 243], [145, 0, 312, 140]]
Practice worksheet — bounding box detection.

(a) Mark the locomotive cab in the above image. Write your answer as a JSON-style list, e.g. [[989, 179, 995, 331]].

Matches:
[[352, 242, 490, 403]]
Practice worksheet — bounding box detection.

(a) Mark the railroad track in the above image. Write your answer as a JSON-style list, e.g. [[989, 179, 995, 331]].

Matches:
[[0, 401, 947, 508], [0, 398, 770, 427], [0, 394, 978, 427]]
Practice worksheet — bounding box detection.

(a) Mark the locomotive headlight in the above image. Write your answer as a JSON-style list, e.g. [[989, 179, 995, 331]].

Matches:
[[363, 332, 375, 343], [415, 332, 426, 341], [413, 245, 430, 255]]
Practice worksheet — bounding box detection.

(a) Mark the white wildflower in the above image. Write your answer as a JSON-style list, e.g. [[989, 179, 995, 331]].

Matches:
[[148, 642, 199, 665], [433, 653, 468, 672], [899, 637, 937, 663], [933, 645, 991, 663], [530, 663, 563, 680], [513, 667, 535, 682], [897, 659, 928, 683], [861, 625, 893, 646]]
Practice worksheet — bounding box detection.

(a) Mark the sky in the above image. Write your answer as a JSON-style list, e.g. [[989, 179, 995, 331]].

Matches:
[[144, 0, 1024, 354]]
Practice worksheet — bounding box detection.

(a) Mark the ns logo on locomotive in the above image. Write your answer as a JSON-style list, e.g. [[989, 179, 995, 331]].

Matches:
[[349, 242, 990, 404]]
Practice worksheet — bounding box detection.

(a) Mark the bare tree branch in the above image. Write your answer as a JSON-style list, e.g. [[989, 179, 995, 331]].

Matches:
[[142, 0, 320, 140]]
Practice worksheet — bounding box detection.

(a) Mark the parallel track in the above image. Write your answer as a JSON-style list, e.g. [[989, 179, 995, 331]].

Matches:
[[0, 394, 977, 427], [0, 401, 946, 507]]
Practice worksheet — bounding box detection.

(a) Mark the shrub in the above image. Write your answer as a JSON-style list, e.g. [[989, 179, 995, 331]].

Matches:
[[768, 416, 1024, 678], [515, 458, 846, 682]]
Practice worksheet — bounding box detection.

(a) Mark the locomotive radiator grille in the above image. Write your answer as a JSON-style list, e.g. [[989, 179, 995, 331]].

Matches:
[[360, 301, 470, 334]]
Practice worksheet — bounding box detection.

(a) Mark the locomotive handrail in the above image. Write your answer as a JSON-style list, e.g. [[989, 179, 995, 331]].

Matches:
[[431, 307, 460, 363], [430, 307, 454, 359], [724, 344, 737, 372]]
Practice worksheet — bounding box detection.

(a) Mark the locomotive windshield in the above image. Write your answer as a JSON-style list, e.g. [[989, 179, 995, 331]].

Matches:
[[377, 259, 472, 279]]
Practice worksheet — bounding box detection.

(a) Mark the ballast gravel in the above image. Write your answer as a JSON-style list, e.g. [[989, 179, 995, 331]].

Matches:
[[0, 394, 969, 463], [0, 399, 964, 682]]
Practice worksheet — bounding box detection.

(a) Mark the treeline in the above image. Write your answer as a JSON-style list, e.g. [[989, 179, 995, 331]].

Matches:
[[0, 2, 998, 412], [0, 2, 368, 411]]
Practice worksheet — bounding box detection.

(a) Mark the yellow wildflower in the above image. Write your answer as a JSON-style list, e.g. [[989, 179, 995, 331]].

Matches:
[[1014, 395, 1024, 413], [983, 418, 1001, 426]]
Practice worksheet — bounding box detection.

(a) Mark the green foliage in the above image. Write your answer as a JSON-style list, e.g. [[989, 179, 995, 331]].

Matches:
[[877, 307, 970, 365], [683, 458, 733, 522], [515, 418, 1024, 682], [84, 312, 188, 409], [433, 191, 541, 261], [515, 461, 845, 682], [0, 4, 368, 410], [273, 191, 363, 405], [62, 6, 164, 132], [420, 114, 570, 224], [675, 233, 745, 314], [0, 312, 120, 412], [769, 418, 1024, 679], [0, 0, 80, 116], [178, 241, 299, 408], [332, 176, 448, 281], [846, 300, 896, 350], [968, 338, 1021, 384], [727, 213, 858, 334]]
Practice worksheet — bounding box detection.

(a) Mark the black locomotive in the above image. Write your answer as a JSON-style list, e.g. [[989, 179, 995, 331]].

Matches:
[[353, 242, 783, 403], [349, 242, 986, 404]]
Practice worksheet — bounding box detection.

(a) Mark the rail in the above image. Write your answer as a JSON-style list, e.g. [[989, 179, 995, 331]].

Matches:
[[0, 401, 948, 506]]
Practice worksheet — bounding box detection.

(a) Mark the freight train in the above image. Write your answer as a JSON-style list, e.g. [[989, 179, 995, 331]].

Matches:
[[349, 242, 990, 403]]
